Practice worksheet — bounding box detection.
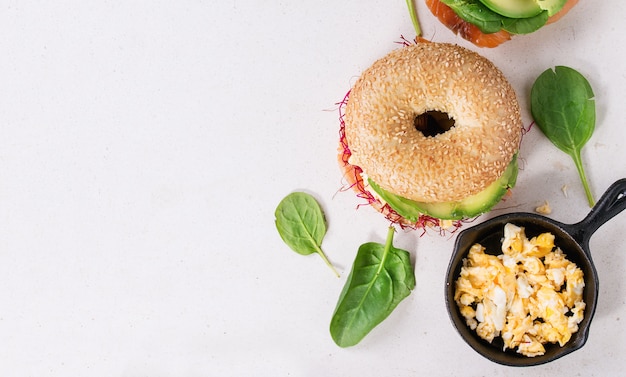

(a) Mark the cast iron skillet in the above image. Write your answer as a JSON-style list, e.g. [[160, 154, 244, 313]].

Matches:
[[445, 178, 626, 367]]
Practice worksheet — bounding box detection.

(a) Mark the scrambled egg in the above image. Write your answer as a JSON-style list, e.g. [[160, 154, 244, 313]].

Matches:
[[535, 201, 552, 215], [455, 223, 585, 357]]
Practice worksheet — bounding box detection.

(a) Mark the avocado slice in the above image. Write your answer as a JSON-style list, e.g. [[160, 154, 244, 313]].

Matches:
[[368, 155, 518, 221], [478, 0, 543, 18], [537, 0, 567, 16]]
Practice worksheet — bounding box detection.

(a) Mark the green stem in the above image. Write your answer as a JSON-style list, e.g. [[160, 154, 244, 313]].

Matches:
[[405, 0, 422, 37], [376, 227, 396, 276], [572, 149, 595, 207], [316, 245, 340, 278]]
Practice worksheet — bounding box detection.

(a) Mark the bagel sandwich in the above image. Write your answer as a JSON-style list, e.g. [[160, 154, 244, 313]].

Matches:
[[425, 0, 578, 48], [339, 42, 523, 229]]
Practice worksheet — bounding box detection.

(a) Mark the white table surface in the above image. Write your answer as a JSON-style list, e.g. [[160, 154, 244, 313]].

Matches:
[[1, 1, 625, 376]]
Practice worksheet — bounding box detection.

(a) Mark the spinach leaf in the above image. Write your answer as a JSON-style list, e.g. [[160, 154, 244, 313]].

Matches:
[[531, 66, 596, 207], [275, 192, 339, 277], [500, 11, 548, 34], [330, 227, 415, 347], [440, 0, 503, 33], [439, 0, 548, 34]]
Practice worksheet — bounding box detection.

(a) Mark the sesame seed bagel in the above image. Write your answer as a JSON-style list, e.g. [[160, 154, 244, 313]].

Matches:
[[344, 42, 523, 203]]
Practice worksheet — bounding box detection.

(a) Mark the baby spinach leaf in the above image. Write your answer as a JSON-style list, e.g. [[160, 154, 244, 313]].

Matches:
[[275, 192, 339, 277], [531, 66, 596, 207], [500, 11, 548, 34], [330, 227, 415, 347], [440, 0, 503, 33], [439, 0, 548, 34]]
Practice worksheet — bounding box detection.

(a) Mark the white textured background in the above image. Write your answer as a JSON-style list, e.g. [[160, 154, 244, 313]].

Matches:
[[0, 1, 624, 376]]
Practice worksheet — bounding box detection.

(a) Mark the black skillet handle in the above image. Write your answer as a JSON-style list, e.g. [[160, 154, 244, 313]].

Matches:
[[566, 178, 626, 249]]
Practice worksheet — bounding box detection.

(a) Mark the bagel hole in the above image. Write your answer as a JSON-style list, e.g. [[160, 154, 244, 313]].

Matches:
[[414, 111, 455, 137]]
